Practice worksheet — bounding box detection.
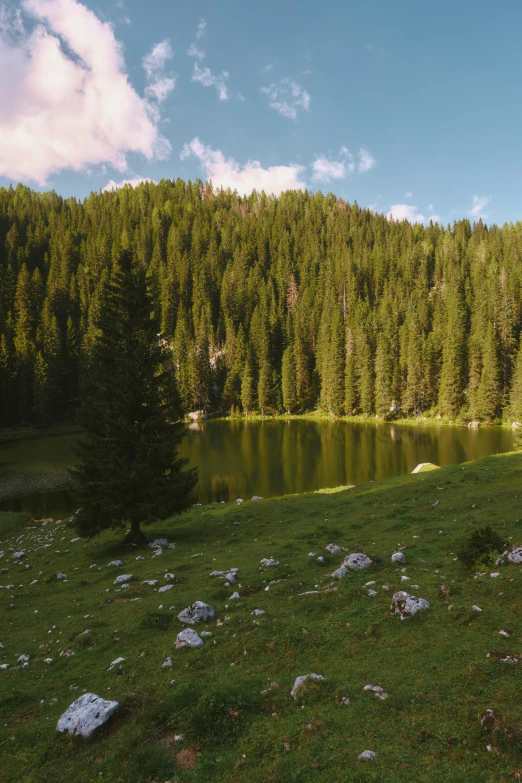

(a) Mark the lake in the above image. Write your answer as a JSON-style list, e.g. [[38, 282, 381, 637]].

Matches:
[[0, 419, 514, 517]]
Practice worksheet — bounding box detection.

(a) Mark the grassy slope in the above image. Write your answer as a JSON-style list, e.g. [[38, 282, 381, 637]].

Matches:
[[1, 453, 522, 783]]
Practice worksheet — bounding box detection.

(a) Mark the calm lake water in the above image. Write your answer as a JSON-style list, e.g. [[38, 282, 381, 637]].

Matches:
[[0, 419, 514, 517]]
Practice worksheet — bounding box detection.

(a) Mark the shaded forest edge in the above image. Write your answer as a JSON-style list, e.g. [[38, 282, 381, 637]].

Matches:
[[3, 180, 522, 429]]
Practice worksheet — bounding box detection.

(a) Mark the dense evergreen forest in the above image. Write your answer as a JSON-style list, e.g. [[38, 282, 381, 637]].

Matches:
[[2, 179, 522, 429]]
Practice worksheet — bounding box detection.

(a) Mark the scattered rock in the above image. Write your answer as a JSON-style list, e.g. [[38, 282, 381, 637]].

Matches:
[[114, 574, 133, 585], [340, 696, 350, 705], [343, 553, 372, 570], [200, 631, 212, 638], [44, 658, 53, 664], [230, 592, 240, 600], [56, 693, 119, 737], [0, 664, 8, 670], [481, 709, 499, 729], [308, 552, 316, 557], [12, 551, 25, 560], [177, 601, 215, 625], [158, 585, 173, 593], [251, 496, 263, 500], [317, 556, 325, 563], [368, 589, 377, 597], [499, 630, 510, 637], [391, 591, 430, 620], [135, 556, 145, 561], [472, 605, 483, 612], [107, 657, 125, 671], [392, 552, 406, 564], [260, 558, 279, 567], [331, 565, 349, 579], [175, 628, 204, 648], [290, 673, 325, 700], [496, 547, 522, 566], [142, 580, 158, 587], [108, 560, 123, 567], [162, 657, 172, 667], [363, 684, 388, 700], [251, 609, 265, 616], [359, 750, 376, 761], [164, 573, 175, 581], [210, 569, 238, 577], [18, 654, 29, 662], [56, 573, 67, 580], [149, 539, 168, 549], [325, 544, 341, 553]]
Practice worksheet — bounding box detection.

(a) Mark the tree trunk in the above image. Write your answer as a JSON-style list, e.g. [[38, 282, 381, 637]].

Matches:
[[125, 518, 147, 544]]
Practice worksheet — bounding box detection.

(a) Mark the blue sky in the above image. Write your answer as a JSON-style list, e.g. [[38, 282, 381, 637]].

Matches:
[[0, 0, 521, 225]]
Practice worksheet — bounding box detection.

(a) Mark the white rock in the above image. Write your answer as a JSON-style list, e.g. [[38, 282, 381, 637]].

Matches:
[[490, 572, 500, 578], [12, 551, 25, 560], [472, 605, 482, 612], [260, 558, 279, 567], [331, 565, 349, 579], [158, 585, 173, 593], [326, 544, 341, 554], [343, 553, 373, 570], [142, 580, 158, 586], [44, 658, 53, 664], [70, 538, 80, 543], [175, 628, 204, 648], [499, 630, 510, 637], [308, 552, 316, 557], [290, 673, 325, 700], [200, 631, 213, 638], [368, 589, 377, 596], [391, 591, 430, 619], [114, 574, 133, 585], [162, 657, 172, 667], [317, 556, 325, 563], [496, 547, 522, 566], [251, 496, 263, 500], [0, 664, 9, 669], [177, 601, 215, 624], [56, 693, 119, 737], [107, 657, 125, 671], [135, 556, 145, 561], [236, 498, 243, 504], [56, 573, 67, 580], [359, 750, 376, 761], [230, 592, 240, 600], [401, 575, 410, 581], [392, 552, 406, 564], [108, 560, 123, 567], [363, 684, 388, 700], [251, 609, 265, 616], [164, 573, 175, 581], [18, 654, 29, 662], [149, 539, 168, 549], [210, 569, 238, 577]]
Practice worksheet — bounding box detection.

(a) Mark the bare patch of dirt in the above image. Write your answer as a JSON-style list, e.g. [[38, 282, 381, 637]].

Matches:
[[176, 747, 197, 770]]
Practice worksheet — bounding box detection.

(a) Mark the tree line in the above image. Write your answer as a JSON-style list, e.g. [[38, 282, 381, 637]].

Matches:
[[2, 179, 522, 428]]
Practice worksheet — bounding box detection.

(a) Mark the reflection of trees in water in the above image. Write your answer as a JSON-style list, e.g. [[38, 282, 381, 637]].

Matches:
[[1, 421, 515, 510]]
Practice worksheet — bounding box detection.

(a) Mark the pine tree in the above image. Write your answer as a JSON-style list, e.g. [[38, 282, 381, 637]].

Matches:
[[70, 249, 198, 542], [509, 333, 522, 422], [475, 325, 500, 421], [281, 344, 297, 413], [241, 356, 255, 414]]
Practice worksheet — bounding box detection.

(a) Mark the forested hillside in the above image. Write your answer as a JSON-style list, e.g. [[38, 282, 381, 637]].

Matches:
[[2, 180, 522, 429]]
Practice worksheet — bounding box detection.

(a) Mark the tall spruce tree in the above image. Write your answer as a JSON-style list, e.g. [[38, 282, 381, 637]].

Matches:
[[70, 249, 198, 542]]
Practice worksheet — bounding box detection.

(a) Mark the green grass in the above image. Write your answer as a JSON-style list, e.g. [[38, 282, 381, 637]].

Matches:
[[1, 452, 522, 782]]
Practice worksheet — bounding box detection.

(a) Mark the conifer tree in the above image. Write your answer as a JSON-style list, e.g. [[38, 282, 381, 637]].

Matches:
[[281, 344, 297, 413], [70, 249, 197, 542], [241, 355, 255, 414], [509, 333, 522, 422], [475, 325, 500, 421]]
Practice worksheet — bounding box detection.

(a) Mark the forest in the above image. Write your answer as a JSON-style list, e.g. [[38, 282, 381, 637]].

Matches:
[[2, 179, 522, 429]]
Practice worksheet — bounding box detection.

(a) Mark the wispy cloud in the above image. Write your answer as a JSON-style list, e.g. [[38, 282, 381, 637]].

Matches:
[[388, 204, 440, 225], [187, 42, 205, 60], [263, 63, 274, 72], [261, 77, 310, 120], [468, 195, 489, 220], [405, 191, 413, 198], [192, 62, 229, 101], [102, 176, 155, 192], [142, 40, 177, 103], [312, 146, 354, 183], [196, 18, 206, 40], [180, 137, 306, 196], [358, 147, 376, 173]]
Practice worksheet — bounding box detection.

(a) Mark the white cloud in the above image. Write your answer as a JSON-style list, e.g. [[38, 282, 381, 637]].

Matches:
[[468, 195, 489, 220], [180, 137, 306, 196], [195, 18, 206, 40], [261, 77, 310, 120], [142, 39, 176, 103], [263, 63, 274, 72], [102, 176, 155, 191], [186, 42, 205, 60], [237, 92, 245, 102], [405, 191, 412, 198], [312, 147, 354, 184], [358, 146, 376, 173], [387, 204, 440, 225], [0, 0, 169, 184], [191, 62, 229, 100]]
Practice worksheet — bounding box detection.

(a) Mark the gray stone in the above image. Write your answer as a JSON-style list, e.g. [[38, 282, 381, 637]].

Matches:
[[359, 750, 376, 761], [108, 560, 123, 567], [56, 693, 119, 737], [251, 496, 263, 500], [343, 553, 373, 570], [142, 580, 158, 586], [177, 601, 214, 625], [18, 654, 29, 662], [290, 673, 325, 700], [391, 552, 406, 564], [326, 544, 341, 553], [162, 657, 172, 667], [391, 591, 430, 619], [56, 573, 67, 580], [331, 565, 349, 579], [210, 569, 238, 577], [200, 631, 212, 638], [251, 608, 265, 616], [496, 547, 522, 566], [230, 591, 240, 600], [107, 657, 125, 671], [158, 585, 173, 593], [149, 539, 168, 549], [114, 574, 133, 585], [164, 573, 175, 581], [260, 558, 279, 566], [175, 628, 204, 648]]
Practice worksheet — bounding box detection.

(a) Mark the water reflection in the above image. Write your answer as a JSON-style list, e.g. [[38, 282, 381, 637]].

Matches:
[[0, 419, 513, 516]]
